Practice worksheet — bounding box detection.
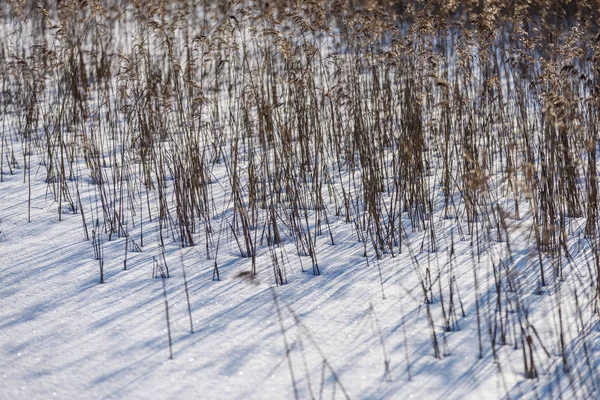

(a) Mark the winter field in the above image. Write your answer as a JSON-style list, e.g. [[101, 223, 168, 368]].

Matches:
[[2, 1, 600, 399]]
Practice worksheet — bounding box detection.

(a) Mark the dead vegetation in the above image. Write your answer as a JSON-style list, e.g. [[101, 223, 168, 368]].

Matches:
[[2, 0, 600, 397]]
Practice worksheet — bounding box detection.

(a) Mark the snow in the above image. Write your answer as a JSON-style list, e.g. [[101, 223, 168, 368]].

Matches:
[[2, 155, 595, 399]]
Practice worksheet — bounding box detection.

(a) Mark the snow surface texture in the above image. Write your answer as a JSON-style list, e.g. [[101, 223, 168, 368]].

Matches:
[[2, 2, 600, 399], [5, 168, 579, 400]]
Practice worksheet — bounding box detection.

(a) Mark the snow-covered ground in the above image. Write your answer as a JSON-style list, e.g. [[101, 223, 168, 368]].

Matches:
[[2, 138, 599, 399]]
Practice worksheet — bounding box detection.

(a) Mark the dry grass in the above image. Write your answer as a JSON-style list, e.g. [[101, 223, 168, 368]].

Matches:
[[2, 0, 600, 396]]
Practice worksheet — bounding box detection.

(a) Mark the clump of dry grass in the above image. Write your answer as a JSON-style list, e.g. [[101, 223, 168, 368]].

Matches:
[[2, 0, 600, 395]]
